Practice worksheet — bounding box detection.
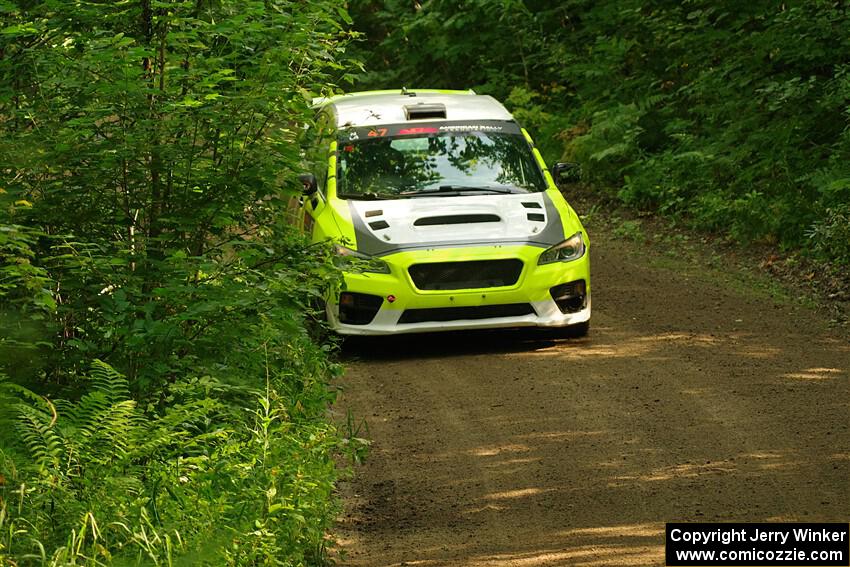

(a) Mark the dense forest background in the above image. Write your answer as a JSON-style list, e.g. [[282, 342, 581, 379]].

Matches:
[[350, 0, 850, 267], [1, 0, 849, 565]]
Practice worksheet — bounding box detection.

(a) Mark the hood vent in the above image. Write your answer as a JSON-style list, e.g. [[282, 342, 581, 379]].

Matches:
[[369, 220, 390, 230], [404, 103, 447, 120], [414, 214, 501, 226], [522, 201, 542, 209], [527, 213, 545, 222]]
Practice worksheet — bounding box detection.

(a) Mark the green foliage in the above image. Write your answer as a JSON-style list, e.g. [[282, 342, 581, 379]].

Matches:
[[1, 353, 351, 565], [1, 0, 360, 564], [563, 104, 645, 188], [1, 0, 355, 385], [0, 224, 53, 313], [807, 205, 850, 266], [348, 0, 850, 266], [0, 224, 56, 383], [610, 218, 644, 243]]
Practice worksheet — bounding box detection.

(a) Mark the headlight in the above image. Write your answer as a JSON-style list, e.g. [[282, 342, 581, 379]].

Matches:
[[537, 232, 586, 265], [333, 245, 391, 274]]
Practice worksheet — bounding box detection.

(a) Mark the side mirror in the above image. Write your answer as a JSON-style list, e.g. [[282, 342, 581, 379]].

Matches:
[[298, 173, 318, 195], [551, 162, 582, 185]]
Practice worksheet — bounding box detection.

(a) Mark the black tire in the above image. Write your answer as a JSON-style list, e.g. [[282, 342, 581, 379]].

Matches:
[[304, 297, 330, 343], [563, 320, 590, 338]]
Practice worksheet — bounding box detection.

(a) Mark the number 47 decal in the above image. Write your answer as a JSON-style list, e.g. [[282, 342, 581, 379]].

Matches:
[[368, 128, 388, 137]]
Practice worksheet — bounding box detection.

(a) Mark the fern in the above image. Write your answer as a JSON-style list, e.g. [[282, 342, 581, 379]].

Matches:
[[15, 405, 64, 473], [8, 361, 142, 476], [87, 359, 131, 405], [0, 375, 53, 442], [80, 399, 139, 462]]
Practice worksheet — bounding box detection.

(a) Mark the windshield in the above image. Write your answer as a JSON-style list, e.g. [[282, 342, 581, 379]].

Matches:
[[336, 129, 547, 199]]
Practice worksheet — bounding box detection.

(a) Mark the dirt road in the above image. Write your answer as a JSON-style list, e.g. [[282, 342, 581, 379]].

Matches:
[[333, 231, 850, 566]]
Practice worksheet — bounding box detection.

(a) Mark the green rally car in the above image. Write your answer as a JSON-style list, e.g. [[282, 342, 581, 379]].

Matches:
[[298, 89, 590, 336]]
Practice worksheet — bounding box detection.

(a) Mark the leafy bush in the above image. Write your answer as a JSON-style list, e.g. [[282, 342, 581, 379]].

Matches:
[[807, 205, 850, 267], [0, 223, 56, 384], [562, 104, 645, 188]]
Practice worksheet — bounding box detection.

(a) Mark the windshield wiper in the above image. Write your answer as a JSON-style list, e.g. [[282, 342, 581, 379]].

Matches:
[[402, 185, 526, 197], [337, 192, 401, 201]]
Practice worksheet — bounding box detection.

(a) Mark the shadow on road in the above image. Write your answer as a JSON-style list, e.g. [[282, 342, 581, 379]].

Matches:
[[339, 327, 591, 361]]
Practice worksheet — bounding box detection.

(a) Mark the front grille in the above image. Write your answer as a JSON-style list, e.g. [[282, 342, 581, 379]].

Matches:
[[408, 259, 523, 290], [398, 303, 535, 324]]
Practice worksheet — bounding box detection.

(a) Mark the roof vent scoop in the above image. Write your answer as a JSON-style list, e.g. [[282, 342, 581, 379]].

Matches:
[[404, 103, 447, 120]]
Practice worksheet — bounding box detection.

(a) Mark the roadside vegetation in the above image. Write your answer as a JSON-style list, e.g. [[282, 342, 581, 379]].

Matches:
[[348, 0, 850, 277], [1, 1, 359, 564]]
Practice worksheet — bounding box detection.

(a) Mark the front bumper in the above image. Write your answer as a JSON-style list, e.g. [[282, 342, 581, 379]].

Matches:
[[327, 244, 591, 336]]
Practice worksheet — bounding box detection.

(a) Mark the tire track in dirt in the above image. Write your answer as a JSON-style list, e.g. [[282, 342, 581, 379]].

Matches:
[[333, 232, 850, 566]]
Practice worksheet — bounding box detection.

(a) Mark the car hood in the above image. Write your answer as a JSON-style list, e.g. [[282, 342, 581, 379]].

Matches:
[[344, 191, 566, 257]]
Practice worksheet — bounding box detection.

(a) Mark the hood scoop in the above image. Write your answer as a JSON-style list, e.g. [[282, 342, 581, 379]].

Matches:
[[414, 214, 501, 226]]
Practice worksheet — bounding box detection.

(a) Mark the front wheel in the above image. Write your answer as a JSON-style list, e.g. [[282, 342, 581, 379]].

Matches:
[[563, 320, 590, 338], [304, 297, 331, 343]]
